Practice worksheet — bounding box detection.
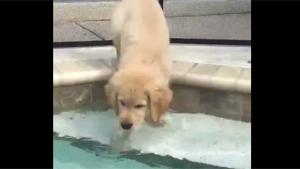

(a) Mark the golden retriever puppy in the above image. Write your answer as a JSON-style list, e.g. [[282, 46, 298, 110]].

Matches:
[[105, 0, 173, 130]]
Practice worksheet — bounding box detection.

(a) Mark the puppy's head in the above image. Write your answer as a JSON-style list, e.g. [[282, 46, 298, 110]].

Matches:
[[105, 71, 173, 130]]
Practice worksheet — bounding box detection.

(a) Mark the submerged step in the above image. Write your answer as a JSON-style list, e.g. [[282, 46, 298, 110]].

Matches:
[[54, 109, 251, 169]]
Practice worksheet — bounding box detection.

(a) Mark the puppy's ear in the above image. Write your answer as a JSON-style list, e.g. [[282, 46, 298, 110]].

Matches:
[[147, 87, 173, 123], [105, 82, 119, 115]]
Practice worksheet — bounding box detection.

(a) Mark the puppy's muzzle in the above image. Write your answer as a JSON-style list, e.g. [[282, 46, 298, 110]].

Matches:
[[121, 122, 133, 130]]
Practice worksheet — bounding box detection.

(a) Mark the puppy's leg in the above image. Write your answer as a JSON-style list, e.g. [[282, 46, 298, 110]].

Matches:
[[111, 35, 121, 71], [111, 2, 126, 70], [154, 115, 167, 127], [147, 114, 167, 127], [113, 35, 121, 61]]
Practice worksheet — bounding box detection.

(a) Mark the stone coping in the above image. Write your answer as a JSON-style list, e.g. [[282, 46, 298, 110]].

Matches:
[[54, 46, 251, 94], [54, 45, 251, 68]]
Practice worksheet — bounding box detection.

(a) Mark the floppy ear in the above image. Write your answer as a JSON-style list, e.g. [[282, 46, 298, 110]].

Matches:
[[147, 87, 173, 123], [105, 82, 119, 115]]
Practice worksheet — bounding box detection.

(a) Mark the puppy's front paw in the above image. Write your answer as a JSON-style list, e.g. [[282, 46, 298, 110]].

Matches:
[[151, 117, 166, 127]]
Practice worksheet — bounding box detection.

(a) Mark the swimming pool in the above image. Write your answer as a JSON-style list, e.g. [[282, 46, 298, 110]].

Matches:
[[54, 135, 229, 169], [54, 109, 250, 169]]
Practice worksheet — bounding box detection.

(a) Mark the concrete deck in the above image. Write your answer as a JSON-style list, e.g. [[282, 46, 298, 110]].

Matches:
[[54, 0, 251, 41]]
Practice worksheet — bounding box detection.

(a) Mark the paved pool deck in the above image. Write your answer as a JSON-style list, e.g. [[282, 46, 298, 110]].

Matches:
[[54, 0, 251, 42]]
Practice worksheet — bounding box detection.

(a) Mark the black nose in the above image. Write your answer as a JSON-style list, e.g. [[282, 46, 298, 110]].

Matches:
[[121, 123, 133, 130]]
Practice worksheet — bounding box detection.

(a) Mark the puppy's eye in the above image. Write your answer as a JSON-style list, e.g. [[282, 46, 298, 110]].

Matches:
[[134, 104, 145, 109], [120, 100, 126, 106]]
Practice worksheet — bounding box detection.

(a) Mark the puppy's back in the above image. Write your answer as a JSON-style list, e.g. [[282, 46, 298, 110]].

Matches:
[[111, 0, 169, 47]]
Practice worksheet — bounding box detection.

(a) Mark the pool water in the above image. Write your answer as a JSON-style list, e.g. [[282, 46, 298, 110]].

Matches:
[[54, 134, 229, 169], [54, 109, 250, 169]]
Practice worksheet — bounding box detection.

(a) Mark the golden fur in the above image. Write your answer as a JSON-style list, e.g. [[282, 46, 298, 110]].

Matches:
[[105, 0, 173, 129]]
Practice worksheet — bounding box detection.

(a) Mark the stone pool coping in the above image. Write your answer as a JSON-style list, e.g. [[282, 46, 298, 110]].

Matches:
[[54, 60, 250, 94], [53, 45, 251, 94], [54, 61, 250, 95]]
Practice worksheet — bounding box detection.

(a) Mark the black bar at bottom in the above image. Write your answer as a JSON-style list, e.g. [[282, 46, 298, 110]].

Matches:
[[53, 38, 251, 48]]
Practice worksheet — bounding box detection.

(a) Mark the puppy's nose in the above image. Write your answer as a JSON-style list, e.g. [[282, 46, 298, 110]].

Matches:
[[121, 122, 133, 130]]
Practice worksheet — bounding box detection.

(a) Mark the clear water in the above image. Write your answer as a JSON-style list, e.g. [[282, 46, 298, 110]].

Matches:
[[54, 133, 229, 169], [54, 109, 250, 169]]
